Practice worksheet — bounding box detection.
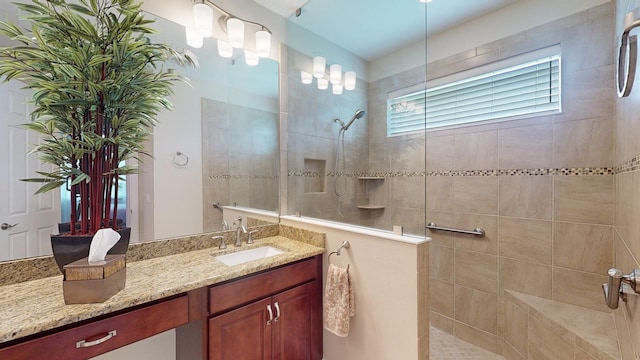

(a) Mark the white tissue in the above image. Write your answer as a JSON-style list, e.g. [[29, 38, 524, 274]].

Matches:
[[88, 228, 121, 263]]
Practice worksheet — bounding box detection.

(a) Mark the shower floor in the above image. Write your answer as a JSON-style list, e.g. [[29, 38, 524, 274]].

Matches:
[[430, 327, 505, 360]]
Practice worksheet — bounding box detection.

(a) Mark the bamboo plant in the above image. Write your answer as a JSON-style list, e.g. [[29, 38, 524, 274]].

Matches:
[[0, 0, 195, 235]]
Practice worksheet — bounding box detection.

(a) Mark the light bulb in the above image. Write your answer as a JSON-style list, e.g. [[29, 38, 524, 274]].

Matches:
[[313, 56, 326, 78], [255, 30, 271, 57], [245, 49, 259, 66], [344, 71, 356, 90], [317, 78, 329, 90], [185, 28, 203, 48], [301, 71, 313, 84], [227, 18, 245, 48], [332, 83, 343, 95], [330, 64, 342, 84], [193, 3, 213, 37], [217, 39, 233, 58]]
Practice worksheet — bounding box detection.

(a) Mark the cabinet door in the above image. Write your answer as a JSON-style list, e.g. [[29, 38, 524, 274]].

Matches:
[[272, 281, 320, 360], [209, 297, 272, 360]]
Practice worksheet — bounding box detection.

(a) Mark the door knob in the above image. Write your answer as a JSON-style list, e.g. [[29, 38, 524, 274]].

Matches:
[[1, 223, 18, 230]]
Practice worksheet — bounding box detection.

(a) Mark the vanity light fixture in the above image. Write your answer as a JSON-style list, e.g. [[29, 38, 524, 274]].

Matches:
[[193, 2, 214, 37], [226, 17, 244, 48], [217, 39, 233, 58], [317, 78, 329, 90], [344, 71, 356, 90], [303, 57, 356, 94], [188, 0, 272, 65], [313, 56, 326, 78], [245, 49, 259, 66], [330, 64, 342, 84], [301, 71, 313, 84], [255, 30, 272, 57], [186, 27, 204, 48]]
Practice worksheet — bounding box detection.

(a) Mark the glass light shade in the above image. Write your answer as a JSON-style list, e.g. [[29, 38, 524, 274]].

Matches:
[[330, 64, 342, 84], [255, 30, 271, 57], [332, 83, 343, 95], [227, 18, 245, 48], [245, 49, 259, 66], [317, 78, 329, 90], [344, 71, 357, 90], [301, 71, 313, 84], [193, 3, 213, 37], [185, 28, 203, 48], [217, 39, 233, 58], [313, 56, 326, 78]]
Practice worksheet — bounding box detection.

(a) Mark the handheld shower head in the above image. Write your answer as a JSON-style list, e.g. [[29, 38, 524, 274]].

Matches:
[[342, 109, 366, 131]]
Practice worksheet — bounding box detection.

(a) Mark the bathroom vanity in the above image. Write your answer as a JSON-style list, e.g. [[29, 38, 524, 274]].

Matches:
[[0, 234, 324, 360]]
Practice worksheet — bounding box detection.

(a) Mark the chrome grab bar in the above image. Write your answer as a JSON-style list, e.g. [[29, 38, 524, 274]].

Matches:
[[602, 268, 640, 309], [426, 222, 485, 237]]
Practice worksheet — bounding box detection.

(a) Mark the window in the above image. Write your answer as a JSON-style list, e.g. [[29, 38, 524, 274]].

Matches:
[[387, 48, 561, 136]]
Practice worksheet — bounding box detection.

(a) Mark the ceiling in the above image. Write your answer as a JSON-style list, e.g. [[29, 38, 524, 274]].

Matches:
[[257, 0, 521, 61]]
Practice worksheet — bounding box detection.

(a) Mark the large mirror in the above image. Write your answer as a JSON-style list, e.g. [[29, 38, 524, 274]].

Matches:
[[0, 2, 280, 261]]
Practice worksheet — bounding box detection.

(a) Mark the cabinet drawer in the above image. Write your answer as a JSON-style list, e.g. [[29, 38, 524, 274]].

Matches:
[[209, 256, 320, 315], [0, 295, 188, 360]]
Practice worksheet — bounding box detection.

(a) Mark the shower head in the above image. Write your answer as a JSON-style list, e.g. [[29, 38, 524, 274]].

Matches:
[[342, 109, 366, 131]]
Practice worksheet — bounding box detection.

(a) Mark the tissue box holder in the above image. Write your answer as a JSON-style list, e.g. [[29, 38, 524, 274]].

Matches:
[[62, 254, 126, 304]]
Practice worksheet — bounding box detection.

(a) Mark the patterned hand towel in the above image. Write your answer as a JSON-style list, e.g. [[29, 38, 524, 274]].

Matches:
[[324, 263, 355, 337]]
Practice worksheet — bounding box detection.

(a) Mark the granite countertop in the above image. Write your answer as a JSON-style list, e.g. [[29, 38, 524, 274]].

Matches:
[[0, 235, 324, 344]]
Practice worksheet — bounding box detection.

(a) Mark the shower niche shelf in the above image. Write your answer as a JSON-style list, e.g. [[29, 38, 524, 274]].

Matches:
[[357, 177, 385, 210]]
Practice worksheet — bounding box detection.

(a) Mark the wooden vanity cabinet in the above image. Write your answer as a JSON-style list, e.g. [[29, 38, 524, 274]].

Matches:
[[208, 255, 322, 360], [0, 295, 189, 360]]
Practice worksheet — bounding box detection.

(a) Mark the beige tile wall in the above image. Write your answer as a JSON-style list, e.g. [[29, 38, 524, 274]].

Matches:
[[417, 3, 616, 355], [614, 0, 640, 359], [201, 98, 279, 231]]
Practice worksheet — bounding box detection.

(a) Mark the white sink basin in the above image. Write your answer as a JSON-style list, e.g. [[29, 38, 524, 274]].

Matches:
[[215, 246, 284, 266]]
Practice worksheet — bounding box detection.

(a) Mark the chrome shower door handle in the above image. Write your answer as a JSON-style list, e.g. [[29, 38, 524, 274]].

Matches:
[[1, 223, 18, 231]]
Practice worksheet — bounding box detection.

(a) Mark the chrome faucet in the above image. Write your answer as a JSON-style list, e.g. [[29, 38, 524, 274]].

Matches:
[[233, 217, 246, 247], [222, 220, 229, 231], [212, 235, 226, 250]]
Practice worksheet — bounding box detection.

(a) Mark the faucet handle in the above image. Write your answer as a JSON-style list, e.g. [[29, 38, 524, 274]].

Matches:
[[212, 235, 226, 250], [247, 230, 257, 244]]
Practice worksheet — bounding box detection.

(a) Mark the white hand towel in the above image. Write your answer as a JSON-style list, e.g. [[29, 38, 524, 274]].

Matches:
[[324, 264, 355, 337]]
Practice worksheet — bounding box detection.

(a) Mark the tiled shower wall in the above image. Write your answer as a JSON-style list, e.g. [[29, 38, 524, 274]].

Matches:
[[201, 98, 279, 231], [613, 1, 640, 358], [413, 3, 615, 355], [285, 47, 371, 226]]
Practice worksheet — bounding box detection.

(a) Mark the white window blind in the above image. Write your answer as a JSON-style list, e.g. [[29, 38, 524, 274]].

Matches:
[[387, 54, 561, 136]]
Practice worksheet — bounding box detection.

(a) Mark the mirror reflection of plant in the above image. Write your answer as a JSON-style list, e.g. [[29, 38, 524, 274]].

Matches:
[[0, 0, 197, 235]]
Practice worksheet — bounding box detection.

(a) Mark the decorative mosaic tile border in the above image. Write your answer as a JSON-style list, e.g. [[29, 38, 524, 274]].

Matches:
[[288, 167, 614, 178], [615, 154, 640, 174], [208, 174, 279, 180]]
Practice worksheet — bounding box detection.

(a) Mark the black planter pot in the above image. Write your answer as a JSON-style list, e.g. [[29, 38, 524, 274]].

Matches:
[[51, 227, 131, 274]]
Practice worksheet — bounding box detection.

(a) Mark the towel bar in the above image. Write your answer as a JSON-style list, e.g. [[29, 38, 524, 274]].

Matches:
[[426, 222, 485, 237]]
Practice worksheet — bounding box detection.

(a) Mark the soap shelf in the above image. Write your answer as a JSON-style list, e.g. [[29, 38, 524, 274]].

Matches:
[[357, 177, 385, 210]]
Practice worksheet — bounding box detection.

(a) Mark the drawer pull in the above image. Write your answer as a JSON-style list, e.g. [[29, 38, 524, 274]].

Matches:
[[76, 330, 117, 348], [266, 305, 273, 325], [274, 302, 280, 322]]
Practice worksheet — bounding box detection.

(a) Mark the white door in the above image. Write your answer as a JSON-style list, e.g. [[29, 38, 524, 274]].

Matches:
[[0, 80, 59, 261]]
